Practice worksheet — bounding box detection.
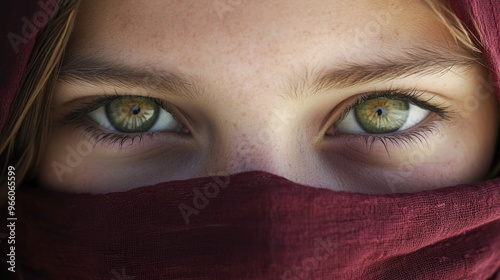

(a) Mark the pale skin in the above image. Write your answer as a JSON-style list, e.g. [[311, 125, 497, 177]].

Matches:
[[37, 0, 498, 193]]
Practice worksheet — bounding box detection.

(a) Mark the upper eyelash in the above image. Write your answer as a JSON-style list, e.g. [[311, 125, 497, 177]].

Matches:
[[61, 93, 171, 124], [332, 89, 454, 154], [336, 89, 452, 125], [61, 94, 178, 148], [64, 90, 452, 149]]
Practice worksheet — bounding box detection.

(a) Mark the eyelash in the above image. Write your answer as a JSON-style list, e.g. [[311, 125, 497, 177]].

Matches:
[[332, 89, 452, 151], [62, 94, 180, 148], [63, 90, 452, 149]]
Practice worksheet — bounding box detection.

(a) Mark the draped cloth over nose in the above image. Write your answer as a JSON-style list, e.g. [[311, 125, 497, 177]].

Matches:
[[7, 171, 500, 279]]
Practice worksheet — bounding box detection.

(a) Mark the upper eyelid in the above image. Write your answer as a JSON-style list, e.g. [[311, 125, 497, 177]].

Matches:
[[342, 90, 449, 118], [325, 90, 451, 133], [61, 94, 172, 123], [64, 90, 451, 139]]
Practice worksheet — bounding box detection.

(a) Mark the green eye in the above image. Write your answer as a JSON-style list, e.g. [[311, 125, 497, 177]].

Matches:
[[354, 98, 409, 133], [87, 96, 184, 133], [106, 97, 159, 132], [336, 97, 430, 135]]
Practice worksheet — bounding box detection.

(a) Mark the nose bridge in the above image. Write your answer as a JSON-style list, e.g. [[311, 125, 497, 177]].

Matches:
[[212, 104, 300, 176]]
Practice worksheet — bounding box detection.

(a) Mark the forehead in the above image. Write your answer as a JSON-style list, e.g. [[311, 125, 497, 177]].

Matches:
[[68, 0, 452, 86]]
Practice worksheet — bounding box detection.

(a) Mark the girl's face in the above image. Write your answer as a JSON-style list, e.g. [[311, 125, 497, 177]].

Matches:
[[38, 0, 498, 193]]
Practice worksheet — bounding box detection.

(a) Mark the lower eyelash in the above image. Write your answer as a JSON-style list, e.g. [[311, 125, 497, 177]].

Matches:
[[349, 121, 442, 155], [330, 89, 454, 154], [74, 121, 157, 149], [63, 94, 183, 149]]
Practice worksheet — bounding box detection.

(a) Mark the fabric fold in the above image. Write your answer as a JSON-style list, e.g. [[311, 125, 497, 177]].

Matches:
[[4, 171, 498, 279]]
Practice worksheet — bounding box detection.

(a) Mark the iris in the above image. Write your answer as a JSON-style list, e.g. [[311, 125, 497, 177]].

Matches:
[[354, 98, 409, 134], [105, 96, 160, 132]]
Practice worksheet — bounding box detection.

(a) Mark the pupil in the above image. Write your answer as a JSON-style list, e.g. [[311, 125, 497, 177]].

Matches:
[[130, 104, 141, 115], [374, 106, 387, 117]]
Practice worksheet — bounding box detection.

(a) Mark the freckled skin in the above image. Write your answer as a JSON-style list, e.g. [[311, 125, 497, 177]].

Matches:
[[37, 0, 498, 193]]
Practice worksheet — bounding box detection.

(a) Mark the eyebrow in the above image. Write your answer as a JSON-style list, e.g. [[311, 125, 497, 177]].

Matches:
[[59, 56, 204, 100], [58, 47, 478, 100], [288, 47, 479, 99]]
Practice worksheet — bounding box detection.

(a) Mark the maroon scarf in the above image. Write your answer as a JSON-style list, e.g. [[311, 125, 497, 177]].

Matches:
[[8, 172, 500, 279], [1, 1, 499, 279]]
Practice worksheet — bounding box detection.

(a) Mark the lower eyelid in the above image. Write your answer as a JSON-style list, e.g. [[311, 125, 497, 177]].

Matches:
[[74, 107, 193, 143], [329, 123, 443, 155], [329, 92, 449, 137], [64, 91, 448, 150], [72, 121, 167, 150], [324, 108, 445, 145]]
